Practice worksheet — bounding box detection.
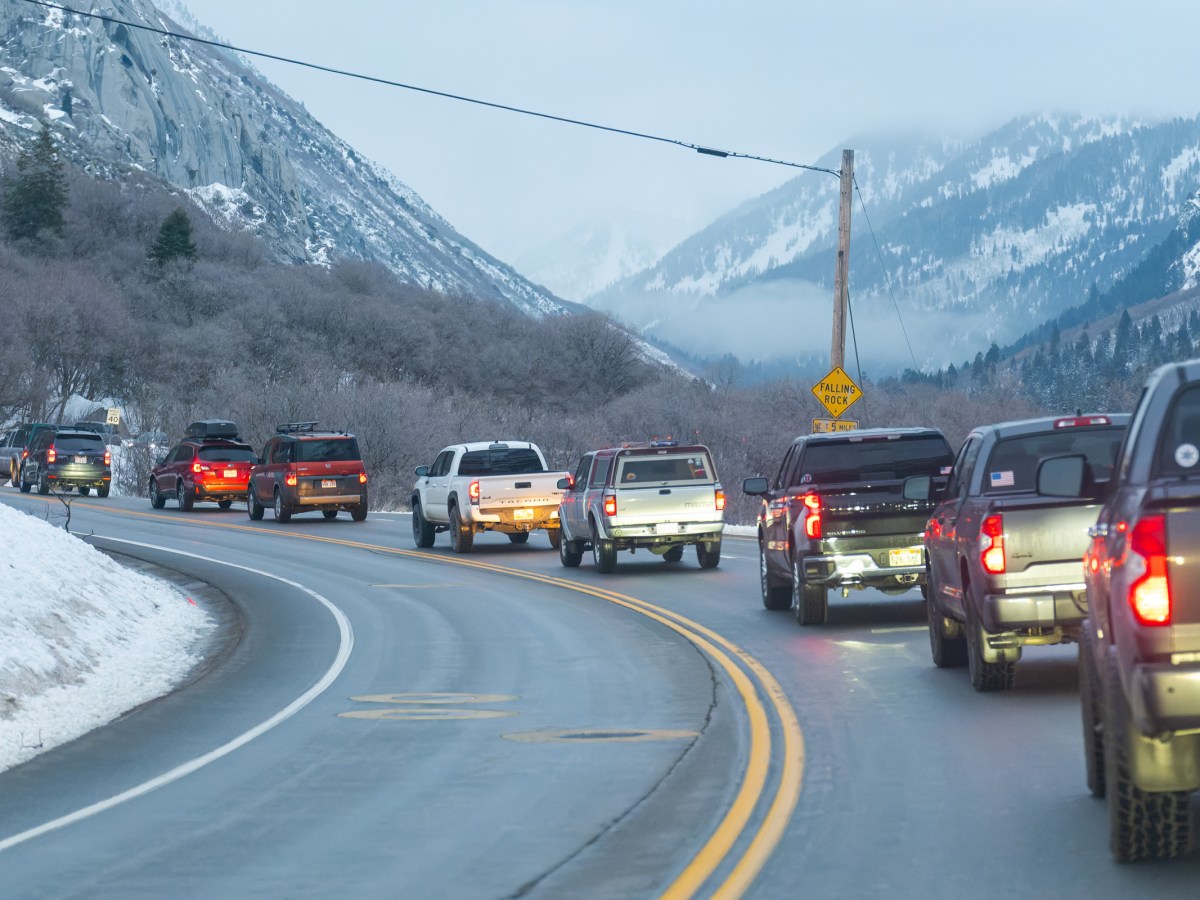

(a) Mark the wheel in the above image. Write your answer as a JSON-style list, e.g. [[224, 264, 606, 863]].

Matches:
[[219, 499, 234, 510], [78, 486, 90, 496], [274, 489, 291, 523], [323, 509, 338, 519], [547, 528, 562, 550], [350, 501, 368, 522], [449, 505, 473, 552], [509, 532, 530, 544], [927, 572, 967, 668], [697, 539, 722, 569], [793, 559, 827, 625], [760, 542, 792, 610], [150, 479, 166, 509], [412, 500, 435, 547], [1104, 651, 1193, 861], [37, 470, 49, 495], [965, 595, 1015, 692], [591, 521, 616, 573], [1079, 625, 1106, 798], [559, 530, 583, 567], [178, 481, 193, 511], [96, 484, 109, 498], [247, 488, 264, 520], [662, 545, 684, 562], [18, 466, 30, 493]]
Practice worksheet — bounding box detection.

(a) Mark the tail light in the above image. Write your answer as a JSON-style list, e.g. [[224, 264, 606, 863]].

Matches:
[[802, 492, 821, 539], [285, 472, 298, 487], [469, 480, 480, 505], [1128, 515, 1170, 626], [103, 448, 111, 465], [715, 488, 726, 512], [981, 514, 1006, 575], [359, 472, 368, 484], [21, 448, 28, 459], [604, 493, 617, 516], [46, 445, 56, 464], [192, 461, 203, 474]]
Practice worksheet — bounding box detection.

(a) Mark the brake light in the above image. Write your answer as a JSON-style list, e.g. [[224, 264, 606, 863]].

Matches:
[[21, 448, 28, 459], [192, 461, 202, 474], [46, 445, 56, 464], [359, 472, 368, 484], [469, 480, 480, 504], [981, 514, 1006, 575], [604, 493, 617, 516], [715, 488, 726, 512], [103, 449, 111, 465], [1128, 515, 1170, 626], [802, 492, 821, 539], [1054, 416, 1111, 428], [285, 472, 298, 487]]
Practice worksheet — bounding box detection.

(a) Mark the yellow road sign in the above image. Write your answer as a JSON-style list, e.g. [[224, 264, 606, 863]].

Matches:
[[811, 367, 862, 419], [812, 418, 858, 434]]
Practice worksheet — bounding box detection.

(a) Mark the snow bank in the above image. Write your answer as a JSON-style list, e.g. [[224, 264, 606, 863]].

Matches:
[[0, 503, 213, 773]]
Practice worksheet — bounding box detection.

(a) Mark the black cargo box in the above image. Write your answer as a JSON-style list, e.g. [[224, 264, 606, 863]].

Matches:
[[184, 419, 240, 440]]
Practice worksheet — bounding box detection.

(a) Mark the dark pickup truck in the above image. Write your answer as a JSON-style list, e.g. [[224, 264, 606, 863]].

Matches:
[[1080, 362, 1200, 861], [743, 427, 954, 625], [924, 413, 1130, 691]]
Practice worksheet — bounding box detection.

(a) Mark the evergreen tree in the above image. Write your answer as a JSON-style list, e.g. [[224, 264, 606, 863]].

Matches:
[[149, 207, 198, 265], [3, 123, 67, 241]]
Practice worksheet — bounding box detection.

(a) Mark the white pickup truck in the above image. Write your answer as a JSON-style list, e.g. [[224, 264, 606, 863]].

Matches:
[[411, 441, 568, 552]]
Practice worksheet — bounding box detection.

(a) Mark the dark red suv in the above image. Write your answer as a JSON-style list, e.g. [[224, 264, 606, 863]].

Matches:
[[150, 421, 259, 511], [248, 422, 368, 522]]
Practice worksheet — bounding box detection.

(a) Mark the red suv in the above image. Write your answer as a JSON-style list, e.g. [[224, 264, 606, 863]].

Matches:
[[150, 421, 259, 511], [248, 422, 368, 522]]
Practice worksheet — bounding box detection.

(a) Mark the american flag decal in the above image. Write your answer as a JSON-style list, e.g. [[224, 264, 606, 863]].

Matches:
[[990, 470, 1014, 487]]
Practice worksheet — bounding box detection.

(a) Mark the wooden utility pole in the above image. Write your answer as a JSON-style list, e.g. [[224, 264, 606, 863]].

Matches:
[[830, 149, 854, 369]]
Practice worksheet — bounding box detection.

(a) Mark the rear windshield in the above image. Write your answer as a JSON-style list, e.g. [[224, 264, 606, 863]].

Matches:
[[794, 436, 952, 485], [615, 453, 715, 485], [1156, 384, 1200, 477], [198, 446, 257, 463], [984, 427, 1124, 493], [458, 447, 544, 476], [294, 438, 361, 463], [55, 436, 105, 453]]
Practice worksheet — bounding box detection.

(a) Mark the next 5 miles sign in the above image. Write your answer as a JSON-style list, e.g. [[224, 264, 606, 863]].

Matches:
[[811, 366, 862, 429]]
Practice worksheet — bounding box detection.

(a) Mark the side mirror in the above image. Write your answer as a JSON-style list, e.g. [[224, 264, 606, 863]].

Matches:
[[743, 476, 769, 496], [157, 454, 168, 466], [556, 476, 572, 490], [1037, 454, 1086, 498], [414, 465, 429, 478], [903, 474, 931, 501]]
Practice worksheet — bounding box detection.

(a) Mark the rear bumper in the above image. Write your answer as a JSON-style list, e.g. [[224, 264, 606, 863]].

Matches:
[[802, 545, 926, 588], [468, 506, 560, 529], [981, 584, 1086, 632], [295, 491, 365, 507], [46, 465, 110, 488], [192, 478, 250, 502], [601, 519, 724, 547], [1130, 660, 1200, 736]]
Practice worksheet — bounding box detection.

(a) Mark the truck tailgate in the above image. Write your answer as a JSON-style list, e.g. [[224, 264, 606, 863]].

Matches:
[[991, 496, 1100, 585], [613, 483, 721, 524], [1156, 484, 1200, 629], [478, 473, 564, 510], [816, 483, 932, 538]]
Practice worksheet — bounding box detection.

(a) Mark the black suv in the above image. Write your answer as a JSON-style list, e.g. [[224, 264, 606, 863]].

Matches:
[[248, 422, 369, 522], [21, 426, 112, 496]]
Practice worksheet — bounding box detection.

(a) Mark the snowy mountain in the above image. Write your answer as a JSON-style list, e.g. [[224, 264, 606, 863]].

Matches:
[[0, 0, 571, 317], [590, 114, 1200, 370]]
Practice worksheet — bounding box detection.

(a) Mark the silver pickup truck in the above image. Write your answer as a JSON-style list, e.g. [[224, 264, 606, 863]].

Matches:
[[556, 441, 725, 572], [924, 413, 1130, 691]]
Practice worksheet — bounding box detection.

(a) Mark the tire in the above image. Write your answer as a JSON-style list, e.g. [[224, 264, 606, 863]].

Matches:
[[760, 542, 792, 610], [247, 488, 264, 520], [323, 510, 338, 519], [927, 572, 967, 668], [1079, 625, 1106, 798], [412, 500, 435, 548], [37, 471, 49, 495], [150, 479, 166, 509], [18, 467, 30, 493], [219, 499, 234, 510], [78, 486, 90, 496], [1104, 652, 1193, 861], [350, 502, 368, 522], [663, 545, 684, 562], [178, 481, 194, 511], [965, 595, 1015, 692], [697, 539, 722, 570], [449, 505, 473, 552], [509, 532, 530, 544], [591, 521, 616, 573], [793, 559, 828, 625], [96, 484, 109, 498], [559, 530, 583, 567], [274, 489, 291, 523], [547, 529, 562, 550]]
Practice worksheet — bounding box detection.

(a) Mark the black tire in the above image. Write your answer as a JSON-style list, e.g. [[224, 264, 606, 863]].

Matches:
[[350, 501, 368, 522], [509, 532, 530, 544], [78, 486, 90, 496], [150, 479, 166, 509], [37, 471, 49, 495], [1104, 652, 1193, 861], [274, 489, 291, 523], [760, 542, 792, 610], [697, 539, 722, 570], [547, 528, 562, 550], [96, 485, 109, 498], [412, 500, 435, 548], [247, 488, 264, 520], [219, 499, 234, 510], [1080, 625, 1106, 798], [927, 572, 967, 668], [18, 467, 30, 493], [663, 545, 684, 562], [449, 505, 473, 552], [559, 530, 583, 567], [323, 509, 338, 519], [591, 521, 616, 573], [178, 481, 194, 511], [965, 596, 1015, 692], [793, 559, 827, 625]]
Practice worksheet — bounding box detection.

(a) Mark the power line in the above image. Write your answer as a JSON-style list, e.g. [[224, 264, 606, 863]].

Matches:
[[20, 0, 840, 178]]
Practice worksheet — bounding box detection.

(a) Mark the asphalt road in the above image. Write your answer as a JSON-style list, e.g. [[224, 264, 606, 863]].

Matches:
[[2, 490, 1199, 899]]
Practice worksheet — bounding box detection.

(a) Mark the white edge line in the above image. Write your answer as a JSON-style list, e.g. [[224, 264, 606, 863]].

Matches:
[[0, 535, 355, 853]]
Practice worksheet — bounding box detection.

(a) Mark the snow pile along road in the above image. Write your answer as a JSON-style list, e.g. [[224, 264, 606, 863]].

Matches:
[[0, 503, 212, 774]]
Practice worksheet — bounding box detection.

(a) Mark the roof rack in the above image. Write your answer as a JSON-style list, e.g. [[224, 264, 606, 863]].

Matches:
[[277, 421, 320, 434]]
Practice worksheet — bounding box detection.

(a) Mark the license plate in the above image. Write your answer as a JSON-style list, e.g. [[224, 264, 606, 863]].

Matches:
[[889, 547, 923, 567], [656, 523, 681, 535], [224, 469, 237, 478], [74, 456, 87, 464], [321, 479, 337, 489], [513, 508, 534, 520]]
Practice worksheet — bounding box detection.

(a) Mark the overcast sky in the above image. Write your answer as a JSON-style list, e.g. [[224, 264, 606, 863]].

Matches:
[[176, 1, 1200, 266]]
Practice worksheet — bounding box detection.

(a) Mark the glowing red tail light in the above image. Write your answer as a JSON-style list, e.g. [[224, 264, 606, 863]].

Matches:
[[1129, 515, 1170, 626], [715, 488, 726, 512], [46, 445, 56, 464], [192, 461, 203, 474], [358, 472, 368, 484], [604, 493, 617, 516], [103, 448, 111, 465], [981, 514, 1006, 575], [468, 480, 481, 504], [802, 492, 821, 539], [285, 472, 298, 487]]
